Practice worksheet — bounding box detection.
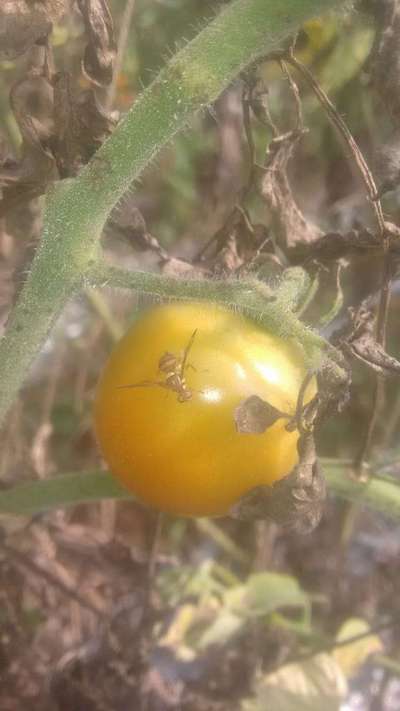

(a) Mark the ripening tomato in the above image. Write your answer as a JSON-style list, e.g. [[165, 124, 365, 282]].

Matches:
[[94, 302, 315, 517]]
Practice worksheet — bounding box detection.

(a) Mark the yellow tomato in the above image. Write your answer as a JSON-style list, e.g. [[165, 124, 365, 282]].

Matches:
[[94, 302, 314, 517]]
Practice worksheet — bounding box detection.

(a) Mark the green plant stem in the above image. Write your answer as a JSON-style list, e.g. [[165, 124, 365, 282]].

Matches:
[[0, 0, 346, 426], [195, 518, 249, 565], [1, 462, 400, 521], [92, 263, 327, 359]]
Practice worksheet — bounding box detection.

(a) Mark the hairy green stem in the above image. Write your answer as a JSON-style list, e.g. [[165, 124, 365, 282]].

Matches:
[[0, 0, 346, 425], [93, 263, 327, 361]]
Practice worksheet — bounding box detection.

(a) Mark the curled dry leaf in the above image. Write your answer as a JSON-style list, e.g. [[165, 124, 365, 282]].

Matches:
[[299, 355, 351, 435], [108, 204, 168, 260], [234, 395, 286, 434], [1, 65, 116, 214], [161, 257, 206, 280], [77, 0, 116, 87], [210, 209, 266, 273], [339, 301, 400, 375], [0, 71, 58, 216], [289, 224, 400, 263], [290, 227, 383, 262], [231, 433, 326, 533], [213, 232, 243, 273], [53, 72, 116, 176], [0, 0, 69, 60], [261, 130, 322, 250]]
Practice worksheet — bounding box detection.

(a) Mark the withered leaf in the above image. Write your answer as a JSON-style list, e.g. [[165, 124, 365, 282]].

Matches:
[[214, 232, 243, 273], [312, 354, 351, 425], [0, 63, 118, 214], [211, 209, 263, 274], [290, 228, 382, 262], [53, 72, 116, 176], [108, 204, 168, 260], [230, 433, 326, 533], [77, 0, 116, 87], [261, 130, 322, 250], [161, 257, 206, 279], [234, 395, 285, 434], [288, 225, 400, 263], [0, 71, 58, 216], [0, 0, 68, 60], [339, 301, 400, 376]]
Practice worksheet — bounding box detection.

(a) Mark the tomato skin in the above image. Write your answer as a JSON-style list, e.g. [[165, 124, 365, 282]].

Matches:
[[94, 302, 314, 518]]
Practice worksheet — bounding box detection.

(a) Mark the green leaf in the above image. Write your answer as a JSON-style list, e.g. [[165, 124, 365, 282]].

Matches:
[[242, 654, 347, 711], [197, 572, 309, 650], [2, 462, 400, 523], [197, 609, 243, 650], [227, 572, 309, 618], [0, 471, 130, 516], [317, 26, 375, 96], [333, 618, 383, 678]]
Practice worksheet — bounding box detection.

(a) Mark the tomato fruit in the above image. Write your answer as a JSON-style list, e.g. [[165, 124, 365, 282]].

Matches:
[[94, 302, 314, 517]]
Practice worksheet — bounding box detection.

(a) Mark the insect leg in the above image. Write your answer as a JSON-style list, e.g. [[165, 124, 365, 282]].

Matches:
[[117, 380, 167, 390]]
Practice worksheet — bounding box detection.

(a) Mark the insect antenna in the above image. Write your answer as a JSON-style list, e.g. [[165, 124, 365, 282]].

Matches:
[[180, 329, 198, 377]]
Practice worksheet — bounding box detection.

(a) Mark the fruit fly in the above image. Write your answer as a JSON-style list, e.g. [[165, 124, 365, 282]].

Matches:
[[118, 330, 198, 403]]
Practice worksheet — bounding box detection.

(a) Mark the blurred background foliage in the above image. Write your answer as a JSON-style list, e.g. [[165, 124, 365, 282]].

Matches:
[[1, 1, 400, 710]]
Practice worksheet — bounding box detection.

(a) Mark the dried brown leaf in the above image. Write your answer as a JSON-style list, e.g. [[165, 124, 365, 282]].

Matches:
[[109, 204, 168, 259], [314, 356, 351, 424], [261, 130, 322, 250], [204, 207, 258, 273], [288, 223, 400, 263], [0, 64, 117, 214], [0, 72, 58, 215], [291, 228, 381, 262], [0, 0, 68, 60], [161, 257, 206, 279], [234, 395, 285, 434], [77, 0, 116, 87], [53, 72, 116, 176], [231, 434, 326, 533], [214, 232, 243, 273], [340, 301, 400, 375]]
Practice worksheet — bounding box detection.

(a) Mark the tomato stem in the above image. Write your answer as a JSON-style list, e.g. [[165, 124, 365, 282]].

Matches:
[[90, 262, 345, 374]]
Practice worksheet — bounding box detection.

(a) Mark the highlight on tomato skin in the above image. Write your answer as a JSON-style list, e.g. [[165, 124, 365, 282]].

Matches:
[[94, 301, 316, 518]]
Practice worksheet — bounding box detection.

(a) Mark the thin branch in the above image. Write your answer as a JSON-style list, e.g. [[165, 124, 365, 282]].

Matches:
[[280, 59, 303, 130], [285, 53, 386, 240]]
